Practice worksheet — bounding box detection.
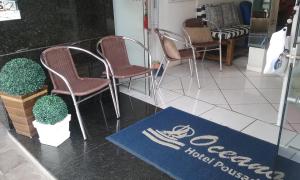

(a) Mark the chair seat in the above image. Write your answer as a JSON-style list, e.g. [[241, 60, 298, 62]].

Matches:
[[211, 25, 250, 39], [193, 41, 220, 48], [52, 78, 110, 96], [113, 65, 152, 79], [178, 48, 194, 59]]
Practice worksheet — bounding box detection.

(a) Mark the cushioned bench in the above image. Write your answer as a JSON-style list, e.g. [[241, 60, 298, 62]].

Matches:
[[196, 3, 250, 65]]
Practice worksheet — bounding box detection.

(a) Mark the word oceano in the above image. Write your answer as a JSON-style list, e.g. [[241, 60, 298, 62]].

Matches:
[[188, 135, 284, 180]]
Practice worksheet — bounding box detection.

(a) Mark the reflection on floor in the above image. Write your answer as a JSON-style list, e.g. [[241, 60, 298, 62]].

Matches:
[[10, 93, 171, 179], [120, 56, 300, 163]]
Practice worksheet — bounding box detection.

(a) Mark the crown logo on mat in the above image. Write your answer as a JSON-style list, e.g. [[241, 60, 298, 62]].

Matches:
[[142, 125, 194, 150]]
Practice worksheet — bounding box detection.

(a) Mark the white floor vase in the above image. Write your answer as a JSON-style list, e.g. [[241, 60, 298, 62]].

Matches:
[[33, 114, 71, 147]]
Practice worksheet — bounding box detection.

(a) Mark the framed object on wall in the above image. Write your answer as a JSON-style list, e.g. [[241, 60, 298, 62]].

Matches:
[[0, 0, 21, 21]]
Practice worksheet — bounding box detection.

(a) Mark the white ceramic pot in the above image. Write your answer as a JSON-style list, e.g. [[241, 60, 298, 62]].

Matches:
[[33, 114, 71, 147]]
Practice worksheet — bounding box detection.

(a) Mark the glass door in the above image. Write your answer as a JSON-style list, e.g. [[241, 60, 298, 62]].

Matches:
[[274, 2, 300, 179], [275, 61, 300, 179]]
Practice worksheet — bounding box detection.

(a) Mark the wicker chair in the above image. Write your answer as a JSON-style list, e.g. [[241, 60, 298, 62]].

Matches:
[[154, 28, 200, 89], [41, 46, 120, 140], [183, 18, 223, 71], [96, 36, 155, 104]]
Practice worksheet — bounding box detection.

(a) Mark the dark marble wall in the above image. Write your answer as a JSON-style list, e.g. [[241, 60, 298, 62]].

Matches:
[[0, 0, 114, 56], [0, 0, 115, 128], [0, 0, 114, 81]]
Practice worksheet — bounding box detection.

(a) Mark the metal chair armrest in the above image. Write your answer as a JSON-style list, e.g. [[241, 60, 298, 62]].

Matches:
[[163, 34, 195, 51], [68, 46, 111, 80], [122, 37, 153, 69], [157, 28, 188, 43], [182, 27, 193, 45]]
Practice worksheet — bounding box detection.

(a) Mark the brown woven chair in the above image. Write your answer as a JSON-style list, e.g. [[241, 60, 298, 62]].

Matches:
[[154, 28, 200, 89], [40, 46, 120, 140], [96, 36, 155, 105], [183, 18, 223, 71]]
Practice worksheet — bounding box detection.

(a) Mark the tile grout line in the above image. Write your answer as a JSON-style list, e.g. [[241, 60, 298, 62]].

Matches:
[[234, 66, 297, 132], [130, 66, 280, 127], [290, 151, 298, 160], [235, 65, 281, 112], [206, 66, 233, 111], [240, 119, 257, 132], [284, 133, 299, 148], [287, 121, 298, 132], [198, 106, 217, 116], [123, 64, 292, 133]]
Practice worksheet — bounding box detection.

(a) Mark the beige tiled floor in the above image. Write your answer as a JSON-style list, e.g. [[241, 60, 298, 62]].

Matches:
[[120, 56, 300, 162]]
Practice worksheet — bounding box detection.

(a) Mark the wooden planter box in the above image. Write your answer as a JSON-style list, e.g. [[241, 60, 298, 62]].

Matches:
[[0, 87, 48, 138]]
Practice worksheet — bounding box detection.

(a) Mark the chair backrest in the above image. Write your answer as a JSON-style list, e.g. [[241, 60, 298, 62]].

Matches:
[[183, 18, 206, 28], [183, 19, 213, 44], [99, 36, 131, 70], [154, 28, 181, 60], [41, 47, 79, 91]]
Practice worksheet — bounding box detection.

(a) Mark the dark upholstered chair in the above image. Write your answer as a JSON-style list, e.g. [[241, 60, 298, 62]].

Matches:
[[41, 46, 120, 140], [154, 28, 200, 89], [96, 36, 155, 105], [183, 18, 223, 71]]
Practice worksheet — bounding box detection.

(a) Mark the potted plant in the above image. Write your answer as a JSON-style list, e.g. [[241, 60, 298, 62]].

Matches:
[[32, 95, 71, 147], [0, 58, 47, 137]]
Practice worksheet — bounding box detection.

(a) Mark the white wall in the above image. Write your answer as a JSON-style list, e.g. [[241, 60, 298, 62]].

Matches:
[[113, 0, 145, 66], [158, 1, 196, 34], [151, 0, 197, 62]]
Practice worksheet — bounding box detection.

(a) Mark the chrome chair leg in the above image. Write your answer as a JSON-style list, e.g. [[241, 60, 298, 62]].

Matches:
[[202, 47, 207, 62], [128, 77, 132, 91], [179, 77, 186, 96], [150, 71, 156, 96], [111, 77, 120, 117], [156, 61, 169, 90], [188, 59, 193, 77], [219, 43, 223, 71], [150, 71, 159, 106], [116, 119, 120, 132], [155, 56, 166, 80], [99, 98, 109, 130], [73, 100, 87, 140], [109, 83, 120, 118], [192, 54, 201, 89]]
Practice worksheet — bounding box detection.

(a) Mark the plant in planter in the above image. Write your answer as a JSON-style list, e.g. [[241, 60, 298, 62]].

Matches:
[[0, 58, 47, 137], [33, 95, 71, 147]]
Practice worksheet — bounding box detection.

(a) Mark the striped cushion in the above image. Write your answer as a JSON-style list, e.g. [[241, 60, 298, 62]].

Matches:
[[196, 5, 206, 19], [211, 25, 250, 39]]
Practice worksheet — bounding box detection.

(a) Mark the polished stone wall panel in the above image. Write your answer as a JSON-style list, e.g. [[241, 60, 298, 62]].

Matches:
[[0, 0, 114, 55], [0, 0, 114, 129]]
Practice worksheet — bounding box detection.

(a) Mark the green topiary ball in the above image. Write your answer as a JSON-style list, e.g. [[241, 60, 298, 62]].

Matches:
[[0, 58, 46, 96], [33, 95, 68, 125]]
